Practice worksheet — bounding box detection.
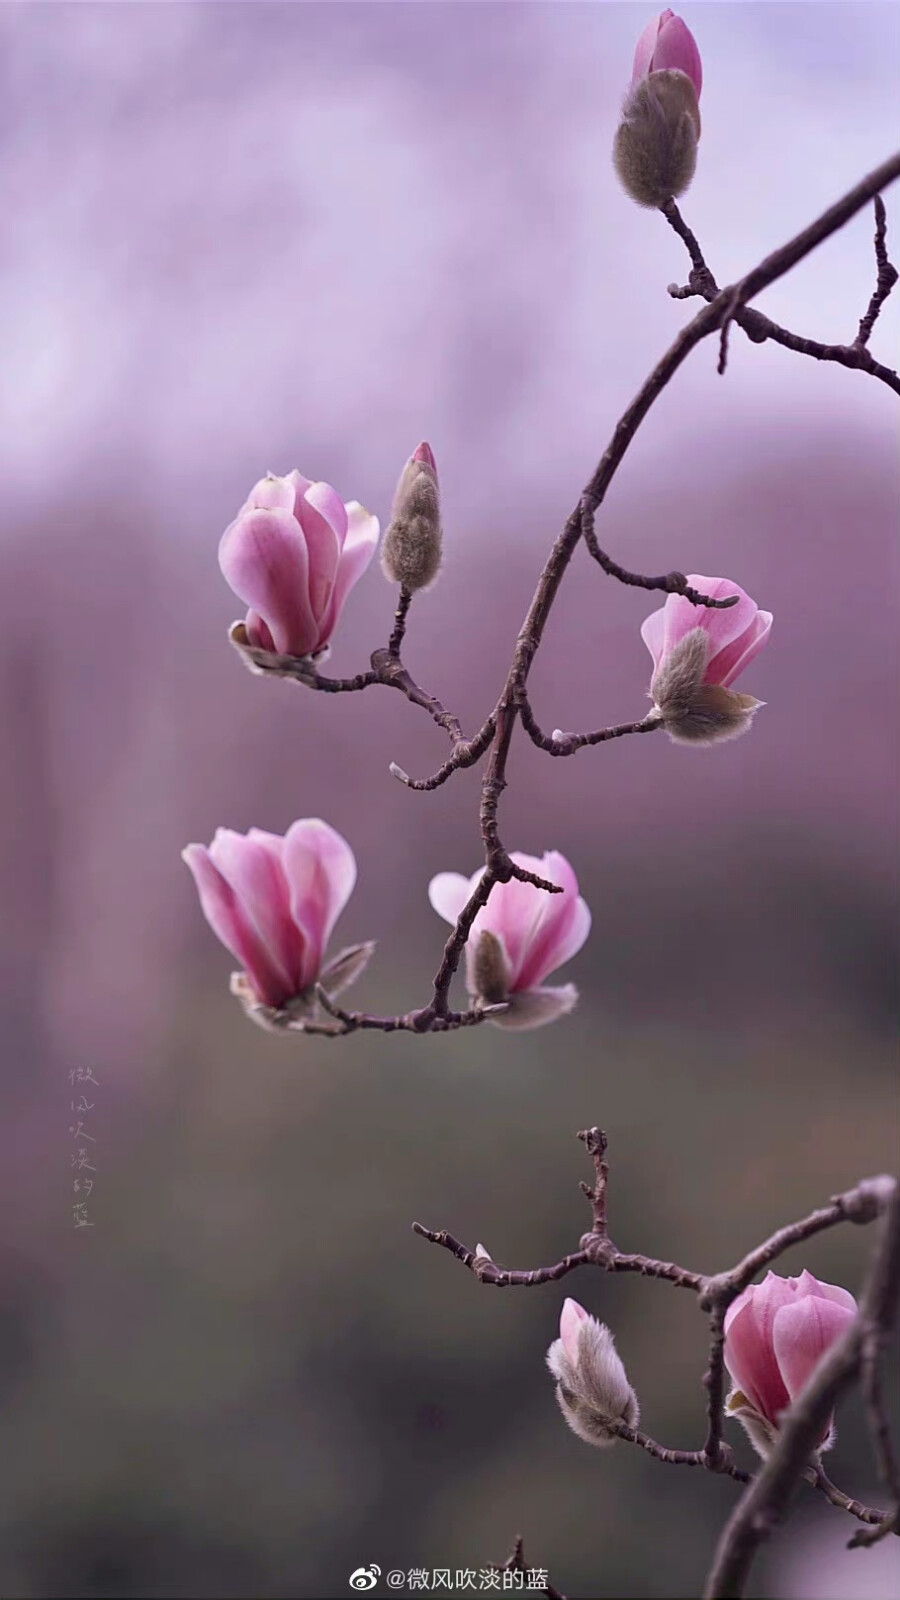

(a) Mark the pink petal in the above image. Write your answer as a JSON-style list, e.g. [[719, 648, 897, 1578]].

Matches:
[[282, 819, 357, 981], [209, 828, 309, 997], [219, 507, 318, 657], [773, 1297, 857, 1406], [296, 482, 346, 622], [796, 1271, 858, 1315], [514, 854, 591, 990], [560, 1298, 589, 1365], [245, 610, 276, 652], [652, 14, 702, 95], [713, 611, 773, 688], [302, 480, 349, 542], [640, 606, 667, 671], [671, 577, 759, 665], [522, 895, 591, 988], [428, 871, 481, 926], [478, 869, 547, 987], [316, 501, 379, 648], [250, 475, 298, 514], [413, 440, 437, 475], [182, 843, 293, 1008], [723, 1294, 790, 1425], [631, 11, 670, 83], [285, 469, 314, 502]]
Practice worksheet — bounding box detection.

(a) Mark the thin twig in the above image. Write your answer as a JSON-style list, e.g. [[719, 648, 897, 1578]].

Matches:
[[579, 510, 740, 607], [854, 194, 899, 347], [518, 692, 662, 755]]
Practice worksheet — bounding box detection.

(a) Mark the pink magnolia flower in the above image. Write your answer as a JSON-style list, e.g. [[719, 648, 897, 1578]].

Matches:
[[640, 576, 773, 744], [632, 9, 703, 98], [182, 819, 372, 1020], [724, 1270, 858, 1457], [219, 470, 379, 660], [428, 851, 591, 1029]]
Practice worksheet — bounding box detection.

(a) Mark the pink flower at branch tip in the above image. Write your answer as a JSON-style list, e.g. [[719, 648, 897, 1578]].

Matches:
[[640, 576, 773, 744], [219, 470, 379, 660], [632, 9, 703, 98], [182, 819, 373, 1019], [428, 851, 591, 1029], [724, 1270, 858, 1459]]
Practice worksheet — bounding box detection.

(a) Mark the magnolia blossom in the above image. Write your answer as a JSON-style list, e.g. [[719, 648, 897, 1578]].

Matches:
[[724, 1270, 858, 1458], [219, 470, 379, 660], [631, 9, 703, 97], [546, 1298, 639, 1448], [182, 819, 372, 1022], [428, 851, 590, 1029], [641, 576, 773, 744]]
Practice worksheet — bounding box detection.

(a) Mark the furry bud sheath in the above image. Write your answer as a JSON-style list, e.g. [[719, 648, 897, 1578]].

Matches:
[[546, 1299, 639, 1448], [381, 441, 442, 592], [613, 69, 700, 209]]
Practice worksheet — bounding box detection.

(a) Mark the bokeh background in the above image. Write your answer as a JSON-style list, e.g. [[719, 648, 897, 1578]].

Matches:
[[2, 2, 898, 1597]]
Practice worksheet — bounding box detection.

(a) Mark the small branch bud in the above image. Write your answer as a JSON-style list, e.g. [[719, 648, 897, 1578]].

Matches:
[[381, 441, 443, 592]]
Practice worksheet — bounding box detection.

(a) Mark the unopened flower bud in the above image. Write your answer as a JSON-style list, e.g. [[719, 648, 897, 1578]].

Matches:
[[546, 1298, 639, 1448], [613, 69, 700, 209], [381, 441, 442, 592]]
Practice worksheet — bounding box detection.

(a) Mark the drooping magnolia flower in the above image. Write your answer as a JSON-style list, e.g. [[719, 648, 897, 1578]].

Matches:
[[546, 1298, 639, 1448], [381, 441, 443, 593], [641, 576, 773, 744], [219, 471, 379, 660], [631, 9, 703, 96], [428, 851, 591, 1029], [614, 10, 703, 208], [182, 820, 373, 1025], [724, 1270, 858, 1458]]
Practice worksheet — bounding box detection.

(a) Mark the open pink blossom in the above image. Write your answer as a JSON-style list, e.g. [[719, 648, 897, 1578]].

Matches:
[[631, 9, 702, 97], [640, 576, 773, 744], [724, 1270, 857, 1457], [428, 851, 591, 1029], [219, 470, 379, 659], [183, 819, 371, 1016]]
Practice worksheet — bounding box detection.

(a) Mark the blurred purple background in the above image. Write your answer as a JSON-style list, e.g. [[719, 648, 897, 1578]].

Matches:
[[2, 3, 898, 1597]]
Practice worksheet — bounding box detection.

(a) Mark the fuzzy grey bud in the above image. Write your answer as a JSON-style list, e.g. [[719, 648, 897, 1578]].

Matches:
[[546, 1299, 639, 1448], [651, 628, 763, 745], [380, 440, 442, 592], [471, 928, 512, 1007], [613, 69, 700, 209]]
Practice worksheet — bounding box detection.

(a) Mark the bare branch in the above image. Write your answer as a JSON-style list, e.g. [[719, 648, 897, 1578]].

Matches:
[[854, 194, 899, 347], [580, 507, 741, 607], [518, 691, 662, 755]]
